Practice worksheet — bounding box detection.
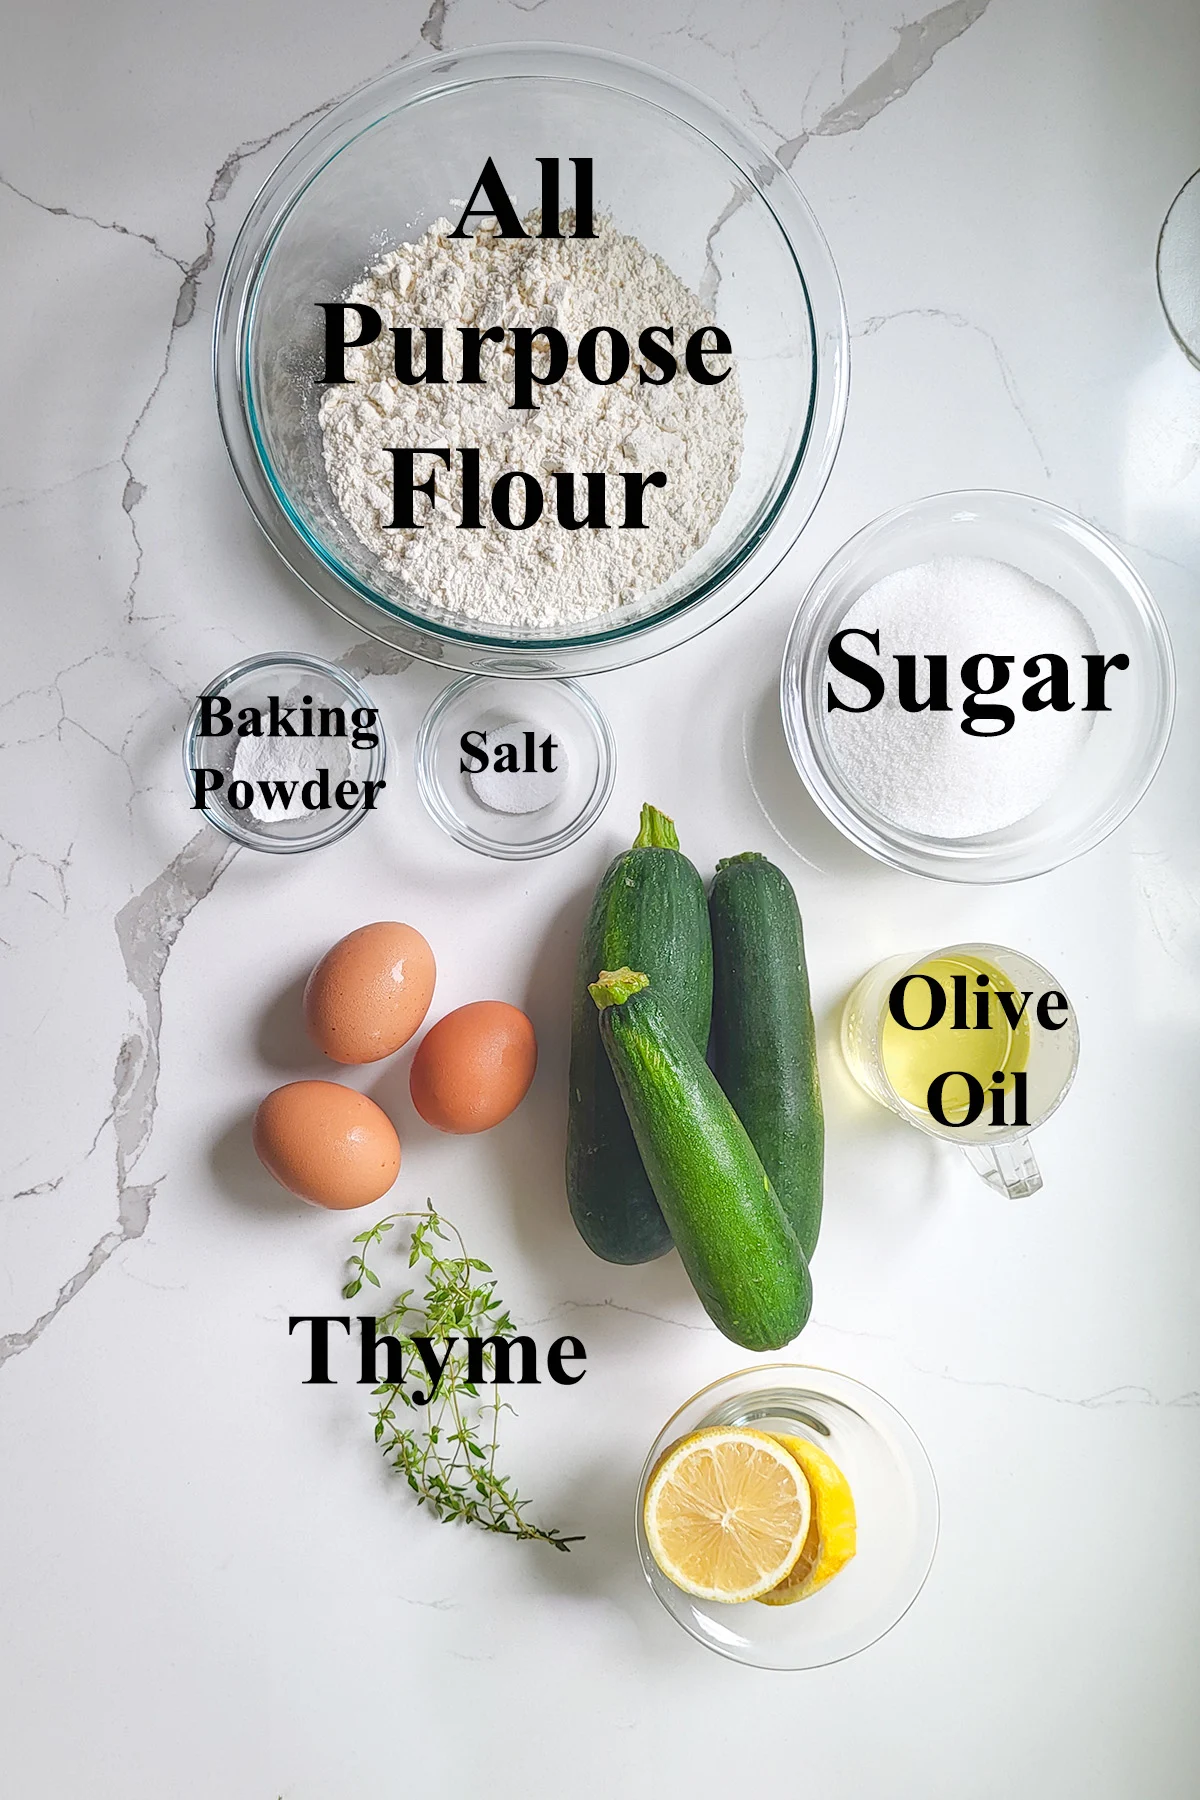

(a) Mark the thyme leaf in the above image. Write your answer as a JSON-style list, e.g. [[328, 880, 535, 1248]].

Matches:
[[344, 1204, 581, 1552]]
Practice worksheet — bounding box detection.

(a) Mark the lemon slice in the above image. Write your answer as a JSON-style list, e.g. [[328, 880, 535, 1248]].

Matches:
[[757, 1433, 856, 1605], [643, 1426, 813, 1603]]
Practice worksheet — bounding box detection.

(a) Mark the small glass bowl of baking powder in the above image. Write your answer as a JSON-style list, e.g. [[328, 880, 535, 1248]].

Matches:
[[415, 675, 615, 858], [780, 491, 1175, 883], [183, 653, 387, 853]]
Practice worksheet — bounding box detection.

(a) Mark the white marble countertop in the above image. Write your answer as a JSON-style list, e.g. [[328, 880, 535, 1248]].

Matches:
[[3, 2, 1199, 1794]]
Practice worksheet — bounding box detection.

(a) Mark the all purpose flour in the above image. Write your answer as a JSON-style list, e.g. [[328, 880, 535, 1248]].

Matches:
[[319, 214, 745, 630]]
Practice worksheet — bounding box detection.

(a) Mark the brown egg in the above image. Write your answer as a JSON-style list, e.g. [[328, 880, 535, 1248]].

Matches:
[[252, 1080, 401, 1209], [303, 922, 436, 1064], [409, 1001, 537, 1134]]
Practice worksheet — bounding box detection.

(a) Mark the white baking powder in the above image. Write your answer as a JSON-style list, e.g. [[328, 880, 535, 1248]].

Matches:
[[231, 727, 350, 823], [823, 556, 1098, 838], [319, 214, 744, 630]]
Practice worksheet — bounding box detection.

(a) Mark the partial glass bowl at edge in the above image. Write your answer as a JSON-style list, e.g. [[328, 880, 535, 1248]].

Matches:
[[213, 42, 848, 678], [636, 1365, 939, 1671], [780, 490, 1176, 883]]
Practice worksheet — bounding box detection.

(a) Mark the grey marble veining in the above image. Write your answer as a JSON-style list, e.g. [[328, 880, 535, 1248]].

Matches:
[[2, 1, 1199, 1793], [2, 0, 1001, 1365]]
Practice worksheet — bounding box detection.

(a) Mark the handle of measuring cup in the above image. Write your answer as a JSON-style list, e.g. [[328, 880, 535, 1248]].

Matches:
[[961, 1138, 1042, 1199]]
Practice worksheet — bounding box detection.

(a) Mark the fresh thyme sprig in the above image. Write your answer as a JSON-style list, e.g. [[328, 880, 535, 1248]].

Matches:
[[344, 1204, 581, 1551]]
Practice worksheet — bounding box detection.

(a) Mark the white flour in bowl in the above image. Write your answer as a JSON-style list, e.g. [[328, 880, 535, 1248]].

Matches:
[[318, 214, 744, 630]]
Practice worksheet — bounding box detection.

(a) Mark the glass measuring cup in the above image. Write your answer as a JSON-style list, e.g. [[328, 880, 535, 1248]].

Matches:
[[840, 942, 1079, 1197]]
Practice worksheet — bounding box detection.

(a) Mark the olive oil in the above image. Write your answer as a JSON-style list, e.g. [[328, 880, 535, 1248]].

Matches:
[[879, 951, 1031, 1126], [840, 940, 1079, 1196]]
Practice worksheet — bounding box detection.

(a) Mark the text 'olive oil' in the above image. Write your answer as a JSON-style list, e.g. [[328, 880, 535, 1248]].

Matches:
[[880, 951, 1032, 1128]]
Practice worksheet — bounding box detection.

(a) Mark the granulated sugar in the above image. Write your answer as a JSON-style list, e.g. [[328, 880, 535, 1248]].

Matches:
[[823, 556, 1097, 838]]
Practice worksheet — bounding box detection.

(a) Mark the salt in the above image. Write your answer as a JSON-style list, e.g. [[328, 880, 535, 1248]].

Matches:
[[823, 556, 1097, 838], [467, 721, 569, 815]]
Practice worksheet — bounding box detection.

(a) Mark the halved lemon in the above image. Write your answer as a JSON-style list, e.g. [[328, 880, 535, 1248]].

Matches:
[[757, 1433, 856, 1605], [642, 1426, 813, 1603]]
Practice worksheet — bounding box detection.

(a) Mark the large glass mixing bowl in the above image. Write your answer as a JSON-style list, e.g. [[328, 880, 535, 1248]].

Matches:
[[214, 43, 848, 676]]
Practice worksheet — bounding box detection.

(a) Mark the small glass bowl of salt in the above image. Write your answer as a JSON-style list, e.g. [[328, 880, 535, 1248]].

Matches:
[[183, 652, 387, 853], [415, 675, 616, 859], [780, 491, 1175, 883]]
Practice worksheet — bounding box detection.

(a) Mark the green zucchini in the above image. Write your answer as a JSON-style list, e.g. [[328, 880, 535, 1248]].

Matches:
[[591, 969, 812, 1351], [566, 804, 712, 1264], [708, 852, 824, 1260]]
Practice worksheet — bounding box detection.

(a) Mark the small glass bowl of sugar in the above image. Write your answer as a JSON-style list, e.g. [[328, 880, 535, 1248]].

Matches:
[[780, 491, 1175, 883], [415, 675, 616, 859], [183, 652, 387, 853]]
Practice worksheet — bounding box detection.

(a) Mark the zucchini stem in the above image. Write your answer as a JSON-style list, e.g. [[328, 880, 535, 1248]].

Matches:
[[715, 852, 766, 870], [633, 804, 679, 851], [589, 967, 650, 1010]]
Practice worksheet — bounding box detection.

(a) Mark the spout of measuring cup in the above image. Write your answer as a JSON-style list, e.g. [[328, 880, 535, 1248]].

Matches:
[[962, 1138, 1043, 1199]]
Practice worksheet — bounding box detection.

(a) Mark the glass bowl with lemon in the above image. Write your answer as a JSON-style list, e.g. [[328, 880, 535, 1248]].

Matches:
[[635, 1365, 939, 1669]]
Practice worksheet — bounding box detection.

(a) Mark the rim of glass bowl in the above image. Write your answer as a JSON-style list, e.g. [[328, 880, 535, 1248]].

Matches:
[[780, 489, 1177, 884], [213, 42, 849, 678], [1157, 168, 1200, 371], [414, 674, 616, 859], [182, 651, 387, 854]]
